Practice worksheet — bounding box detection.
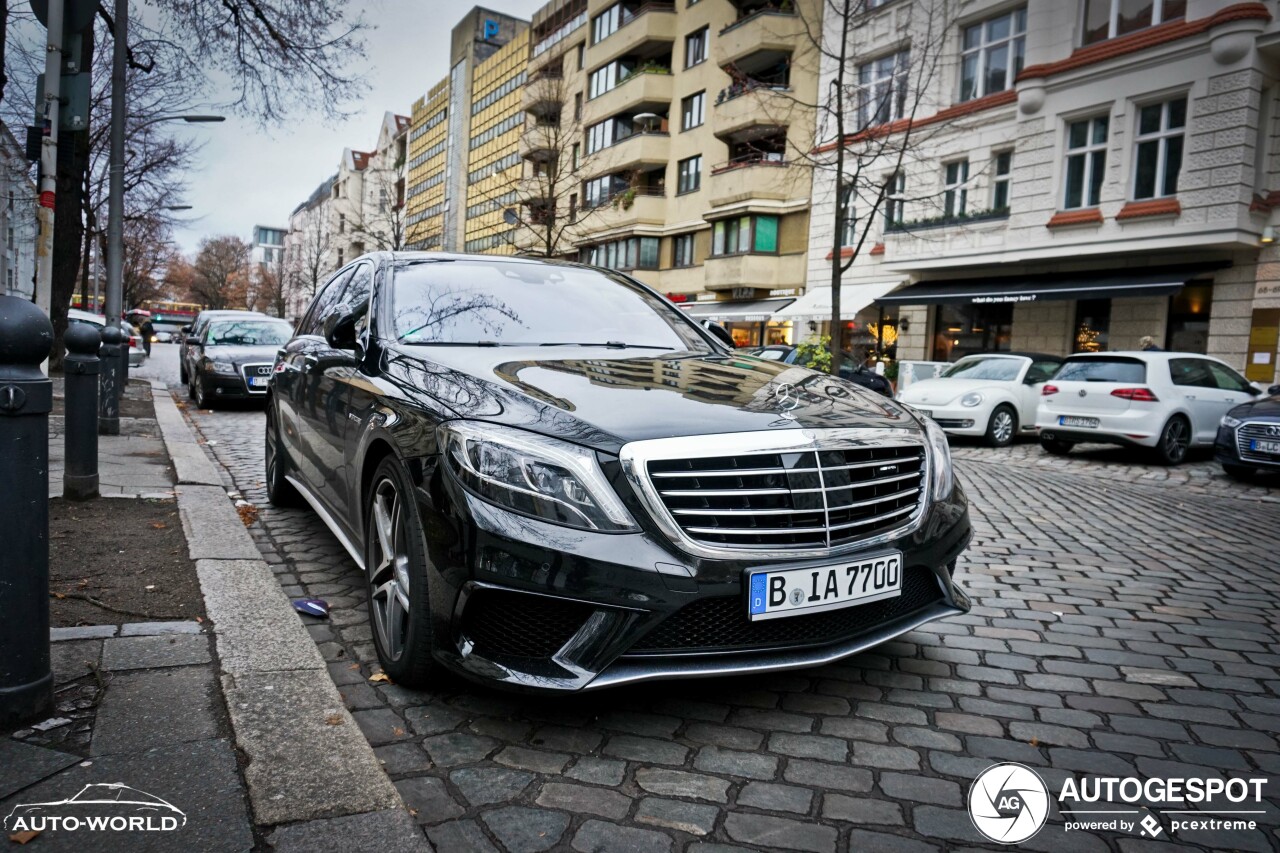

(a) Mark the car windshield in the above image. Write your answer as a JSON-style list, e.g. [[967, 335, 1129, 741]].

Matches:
[[752, 349, 787, 361], [391, 259, 709, 351], [941, 357, 1024, 382], [206, 319, 292, 346], [1055, 357, 1147, 383]]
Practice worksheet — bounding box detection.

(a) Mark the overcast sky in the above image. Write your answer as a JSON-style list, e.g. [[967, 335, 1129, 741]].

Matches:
[[170, 0, 546, 255]]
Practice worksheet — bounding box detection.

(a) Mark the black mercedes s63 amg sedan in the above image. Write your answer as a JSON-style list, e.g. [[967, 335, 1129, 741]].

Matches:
[[264, 252, 971, 691]]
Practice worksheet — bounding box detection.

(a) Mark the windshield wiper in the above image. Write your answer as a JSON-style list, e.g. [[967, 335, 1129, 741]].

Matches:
[[399, 339, 509, 347], [537, 342, 675, 349]]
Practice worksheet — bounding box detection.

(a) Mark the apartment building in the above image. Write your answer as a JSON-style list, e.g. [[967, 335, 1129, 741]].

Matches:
[[0, 122, 36, 300], [519, 0, 821, 347], [283, 175, 334, 321], [405, 8, 529, 251], [805, 0, 1280, 385]]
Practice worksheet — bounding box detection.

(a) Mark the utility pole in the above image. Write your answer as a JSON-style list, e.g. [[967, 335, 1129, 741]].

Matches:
[[34, 0, 64, 331], [104, 0, 127, 400]]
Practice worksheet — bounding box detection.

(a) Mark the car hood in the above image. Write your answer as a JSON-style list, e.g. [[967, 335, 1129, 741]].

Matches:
[[203, 343, 280, 364], [898, 377, 1014, 405], [1230, 394, 1280, 419], [384, 346, 922, 454]]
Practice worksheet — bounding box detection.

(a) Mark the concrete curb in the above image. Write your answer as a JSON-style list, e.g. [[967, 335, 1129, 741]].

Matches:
[[149, 382, 403, 829]]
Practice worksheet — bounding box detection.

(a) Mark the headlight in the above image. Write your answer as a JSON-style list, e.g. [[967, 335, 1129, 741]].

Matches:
[[439, 421, 636, 532], [204, 359, 237, 375], [923, 418, 954, 501], [1220, 415, 1242, 429], [959, 392, 984, 407]]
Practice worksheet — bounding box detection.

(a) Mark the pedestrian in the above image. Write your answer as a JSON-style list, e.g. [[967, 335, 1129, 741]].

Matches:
[[1140, 335, 1162, 352], [137, 315, 155, 356]]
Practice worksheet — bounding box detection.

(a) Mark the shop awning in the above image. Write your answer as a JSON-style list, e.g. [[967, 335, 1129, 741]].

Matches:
[[774, 281, 903, 320], [679, 297, 796, 323], [875, 263, 1229, 306]]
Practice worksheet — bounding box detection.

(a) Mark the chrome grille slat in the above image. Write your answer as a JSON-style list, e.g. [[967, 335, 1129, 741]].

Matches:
[[1237, 422, 1280, 464], [643, 440, 926, 553]]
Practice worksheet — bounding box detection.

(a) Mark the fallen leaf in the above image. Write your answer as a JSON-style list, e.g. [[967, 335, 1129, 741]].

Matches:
[[150, 522, 166, 529], [347, 663, 360, 671], [1029, 736, 1040, 747], [368, 672, 391, 684], [408, 808, 419, 817], [9, 829, 41, 844], [145, 585, 156, 590], [195, 616, 204, 624], [392, 727, 405, 737], [325, 713, 343, 726], [52, 592, 65, 599], [236, 504, 259, 527]]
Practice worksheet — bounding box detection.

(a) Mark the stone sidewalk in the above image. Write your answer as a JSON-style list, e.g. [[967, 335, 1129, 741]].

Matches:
[[3, 380, 418, 852]]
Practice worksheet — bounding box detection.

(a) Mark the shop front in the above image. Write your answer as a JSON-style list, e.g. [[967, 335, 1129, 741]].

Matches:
[[679, 295, 797, 348], [774, 281, 903, 358]]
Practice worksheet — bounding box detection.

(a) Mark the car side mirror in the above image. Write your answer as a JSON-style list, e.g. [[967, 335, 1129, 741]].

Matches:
[[322, 304, 358, 350], [180, 325, 192, 334], [701, 320, 735, 348], [1270, 384, 1280, 396]]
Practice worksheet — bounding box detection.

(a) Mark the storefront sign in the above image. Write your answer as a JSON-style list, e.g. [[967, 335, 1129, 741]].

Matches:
[[972, 294, 1038, 304]]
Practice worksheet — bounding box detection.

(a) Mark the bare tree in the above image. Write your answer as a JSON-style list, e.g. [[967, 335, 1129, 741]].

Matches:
[[349, 161, 406, 251], [285, 201, 332, 306], [189, 235, 249, 309], [254, 257, 289, 318], [120, 213, 176, 308]]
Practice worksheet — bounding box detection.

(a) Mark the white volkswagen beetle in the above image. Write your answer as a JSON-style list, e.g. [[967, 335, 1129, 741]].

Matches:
[[897, 352, 1063, 447]]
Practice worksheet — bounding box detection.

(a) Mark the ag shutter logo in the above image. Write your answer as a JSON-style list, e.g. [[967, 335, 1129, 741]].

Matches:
[[968, 763, 1051, 844]]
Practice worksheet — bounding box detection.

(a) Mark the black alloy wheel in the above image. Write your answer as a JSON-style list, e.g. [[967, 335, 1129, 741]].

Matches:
[[1154, 416, 1190, 466], [264, 404, 301, 507]]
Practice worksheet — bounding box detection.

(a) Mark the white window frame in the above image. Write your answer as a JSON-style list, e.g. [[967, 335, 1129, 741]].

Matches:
[[685, 27, 708, 68], [884, 172, 906, 227], [944, 160, 969, 217], [1131, 96, 1187, 200], [678, 155, 702, 194], [959, 8, 1027, 102], [991, 151, 1012, 210], [1063, 115, 1109, 210], [681, 91, 705, 131], [1082, 0, 1185, 45], [858, 50, 910, 127], [837, 182, 857, 247]]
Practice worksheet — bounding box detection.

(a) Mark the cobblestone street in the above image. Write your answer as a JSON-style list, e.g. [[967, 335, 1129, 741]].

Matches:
[[184, 397, 1280, 853]]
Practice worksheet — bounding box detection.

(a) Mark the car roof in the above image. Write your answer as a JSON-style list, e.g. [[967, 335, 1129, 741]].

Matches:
[[1062, 351, 1215, 361]]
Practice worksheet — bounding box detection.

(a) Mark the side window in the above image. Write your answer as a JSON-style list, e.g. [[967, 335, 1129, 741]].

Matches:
[[344, 263, 375, 335], [300, 268, 354, 337], [1207, 362, 1252, 393], [1168, 358, 1214, 388], [1025, 360, 1059, 384]]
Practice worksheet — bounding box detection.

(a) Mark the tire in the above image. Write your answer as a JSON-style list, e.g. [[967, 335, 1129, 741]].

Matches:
[[1040, 438, 1075, 456], [192, 373, 213, 409], [1154, 416, 1191, 466], [264, 403, 302, 507], [364, 456, 438, 687], [179, 362, 188, 385], [985, 405, 1018, 448], [1222, 463, 1255, 481]]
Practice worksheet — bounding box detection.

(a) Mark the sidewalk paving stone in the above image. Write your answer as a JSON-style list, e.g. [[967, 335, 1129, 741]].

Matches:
[[267, 807, 430, 853], [91, 665, 219, 756], [101, 633, 211, 670], [0, 740, 80, 799]]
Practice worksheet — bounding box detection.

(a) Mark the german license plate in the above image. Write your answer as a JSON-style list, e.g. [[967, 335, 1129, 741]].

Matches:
[[747, 552, 902, 621], [1059, 416, 1099, 428], [1251, 439, 1280, 455], [248, 376, 269, 387]]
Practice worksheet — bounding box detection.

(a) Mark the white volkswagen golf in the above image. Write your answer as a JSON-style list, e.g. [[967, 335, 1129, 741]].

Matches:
[[1035, 351, 1262, 465]]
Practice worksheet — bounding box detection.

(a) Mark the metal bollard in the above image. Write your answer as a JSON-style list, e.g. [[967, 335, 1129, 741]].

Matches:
[[0, 294, 55, 727], [63, 323, 101, 500], [118, 329, 130, 401], [98, 325, 122, 436]]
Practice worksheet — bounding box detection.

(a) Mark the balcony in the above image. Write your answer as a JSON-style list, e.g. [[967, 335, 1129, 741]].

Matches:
[[587, 131, 670, 176], [581, 187, 667, 232], [588, 69, 674, 121], [713, 86, 797, 140], [708, 154, 807, 207], [704, 251, 805, 292], [519, 124, 559, 161], [588, 3, 677, 68], [522, 70, 566, 116], [718, 9, 803, 69]]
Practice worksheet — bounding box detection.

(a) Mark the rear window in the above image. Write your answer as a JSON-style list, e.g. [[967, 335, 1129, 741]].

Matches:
[[1055, 357, 1147, 383]]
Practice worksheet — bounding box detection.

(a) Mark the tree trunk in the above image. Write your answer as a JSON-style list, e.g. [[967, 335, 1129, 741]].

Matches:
[[49, 129, 90, 371]]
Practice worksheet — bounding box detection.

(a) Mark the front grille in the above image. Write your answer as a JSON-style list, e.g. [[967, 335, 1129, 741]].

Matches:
[[1237, 422, 1280, 465], [646, 443, 925, 551], [629, 566, 942, 654], [461, 589, 594, 659], [239, 362, 273, 394]]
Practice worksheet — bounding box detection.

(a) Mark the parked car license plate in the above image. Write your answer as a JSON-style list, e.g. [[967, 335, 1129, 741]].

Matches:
[[248, 376, 269, 387], [1059, 416, 1099, 428], [747, 552, 902, 621], [1251, 439, 1280, 455]]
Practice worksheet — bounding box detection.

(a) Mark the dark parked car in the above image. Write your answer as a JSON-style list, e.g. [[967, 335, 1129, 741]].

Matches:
[[1215, 385, 1280, 479], [185, 316, 294, 408], [179, 309, 266, 384], [747, 344, 894, 397], [265, 253, 971, 691]]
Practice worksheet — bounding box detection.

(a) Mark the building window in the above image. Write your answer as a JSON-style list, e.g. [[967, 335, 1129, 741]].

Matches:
[[960, 8, 1026, 102], [579, 236, 660, 269], [577, 42, 585, 69], [1083, 0, 1186, 45], [592, 4, 621, 44], [1074, 299, 1111, 352], [932, 303, 1013, 361], [1063, 116, 1109, 209], [838, 182, 856, 248], [673, 233, 696, 267], [711, 215, 779, 256], [574, 92, 582, 120], [884, 172, 906, 227], [944, 160, 969, 217], [681, 91, 705, 131], [572, 143, 580, 171], [992, 151, 1012, 210], [858, 50, 909, 127], [338, 213, 346, 233], [1133, 96, 1186, 200], [677, 155, 702, 194], [588, 65, 617, 99], [685, 27, 708, 68], [1167, 282, 1212, 352]]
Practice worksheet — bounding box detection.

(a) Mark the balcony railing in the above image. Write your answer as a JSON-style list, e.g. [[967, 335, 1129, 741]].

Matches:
[[719, 6, 798, 36], [715, 79, 790, 105], [583, 184, 666, 211], [884, 207, 1010, 233], [710, 151, 788, 174]]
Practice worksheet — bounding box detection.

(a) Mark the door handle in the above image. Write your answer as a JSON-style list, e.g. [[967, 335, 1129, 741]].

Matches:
[[303, 355, 319, 373]]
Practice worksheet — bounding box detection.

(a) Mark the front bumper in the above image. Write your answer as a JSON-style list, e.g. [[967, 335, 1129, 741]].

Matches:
[[1215, 424, 1280, 469], [200, 363, 272, 399], [421, 470, 972, 692], [909, 403, 985, 436]]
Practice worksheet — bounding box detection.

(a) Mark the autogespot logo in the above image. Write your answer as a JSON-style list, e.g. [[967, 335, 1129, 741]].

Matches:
[[968, 763, 1051, 844]]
